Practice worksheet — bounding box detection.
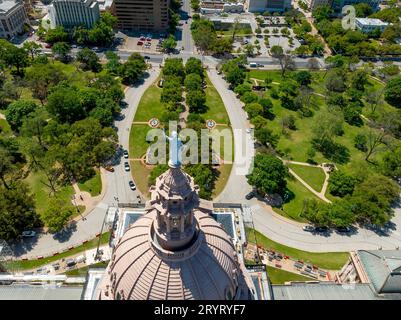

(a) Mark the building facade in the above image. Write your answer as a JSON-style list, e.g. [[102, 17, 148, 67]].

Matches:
[[247, 0, 292, 12], [331, 0, 381, 11], [49, 0, 100, 29], [113, 0, 170, 32], [309, 0, 332, 10], [355, 17, 389, 33], [0, 0, 28, 39]]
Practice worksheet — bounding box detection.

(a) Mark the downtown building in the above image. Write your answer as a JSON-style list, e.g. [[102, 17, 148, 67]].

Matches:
[[49, 0, 100, 29], [247, 0, 292, 13], [112, 0, 170, 32], [0, 0, 28, 39]]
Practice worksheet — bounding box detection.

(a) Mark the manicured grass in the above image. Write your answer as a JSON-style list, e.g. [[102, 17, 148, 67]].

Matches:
[[0, 119, 11, 135], [274, 178, 322, 222], [129, 124, 152, 158], [131, 160, 152, 199], [266, 266, 313, 284], [25, 171, 77, 216], [203, 75, 230, 124], [134, 83, 165, 122], [10, 232, 110, 270], [288, 164, 326, 193], [212, 164, 233, 198], [246, 228, 349, 270], [78, 169, 102, 196], [217, 28, 253, 36]]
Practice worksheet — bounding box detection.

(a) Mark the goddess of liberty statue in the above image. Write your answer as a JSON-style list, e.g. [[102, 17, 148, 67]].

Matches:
[[163, 130, 183, 168]]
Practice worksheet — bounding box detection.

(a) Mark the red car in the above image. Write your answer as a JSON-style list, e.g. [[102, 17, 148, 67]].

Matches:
[[45, 43, 52, 48], [137, 41, 143, 46]]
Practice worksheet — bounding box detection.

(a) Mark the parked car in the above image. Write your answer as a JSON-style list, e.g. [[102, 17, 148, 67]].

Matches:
[[65, 259, 76, 267], [302, 225, 315, 232], [129, 181, 136, 191], [245, 191, 255, 200], [144, 55, 150, 60], [22, 231, 36, 238], [124, 162, 130, 171], [123, 150, 129, 159], [315, 226, 329, 233], [137, 41, 143, 46], [336, 226, 351, 233], [104, 165, 114, 172], [45, 43, 52, 48]]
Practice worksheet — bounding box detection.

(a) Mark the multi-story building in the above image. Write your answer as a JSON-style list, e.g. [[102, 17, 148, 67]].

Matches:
[[331, 0, 381, 11], [113, 0, 170, 32], [49, 0, 100, 29], [309, 0, 332, 10], [355, 17, 389, 33], [247, 0, 292, 13], [0, 0, 28, 39]]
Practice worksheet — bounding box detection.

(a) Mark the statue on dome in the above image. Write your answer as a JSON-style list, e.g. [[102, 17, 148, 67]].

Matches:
[[163, 130, 183, 168]]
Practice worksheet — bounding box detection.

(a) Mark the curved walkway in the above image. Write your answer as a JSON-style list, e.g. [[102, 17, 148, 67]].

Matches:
[[10, 66, 161, 259], [208, 67, 401, 253]]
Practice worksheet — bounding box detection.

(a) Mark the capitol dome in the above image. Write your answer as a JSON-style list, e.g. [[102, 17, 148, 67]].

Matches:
[[98, 165, 251, 300]]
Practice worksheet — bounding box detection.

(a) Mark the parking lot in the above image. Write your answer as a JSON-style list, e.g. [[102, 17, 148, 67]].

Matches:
[[119, 32, 166, 54]]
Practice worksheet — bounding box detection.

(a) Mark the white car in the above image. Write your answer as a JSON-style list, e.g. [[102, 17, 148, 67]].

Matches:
[[124, 162, 130, 171], [22, 231, 36, 238]]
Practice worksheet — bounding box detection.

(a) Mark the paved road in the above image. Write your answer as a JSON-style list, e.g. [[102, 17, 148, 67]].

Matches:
[[9, 66, 161, 259]]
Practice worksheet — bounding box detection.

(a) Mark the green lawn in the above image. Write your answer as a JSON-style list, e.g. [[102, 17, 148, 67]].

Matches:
[[26, 171, 77, 216], [64, 260, 108, 276], [266, 266, 313, 284], [288, 164, 326, 193], [131, 160, 152, 198], [0, 119, 11, 135], [246, 228, 349, 270], [129, 124, 152, 158], [78, 169, 102, 196], [274, 177, 322, 222], [203, 75, 231, 124], [8, 232, 110, 271], [134, 83, 165, 122], [212, 164, 233, 198]]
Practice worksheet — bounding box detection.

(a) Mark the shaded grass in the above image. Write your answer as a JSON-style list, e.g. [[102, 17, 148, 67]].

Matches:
[[266, 266, 313, 284], [288, 164, 326, 193], [131, 160, 152, 199], [212, 163, 233, 198], [246, 228, 349, 270], [134, 84, 164, 122], [10, 232, 110, 270], [273, 178, 322, 222], [78, 169, 102, 196]]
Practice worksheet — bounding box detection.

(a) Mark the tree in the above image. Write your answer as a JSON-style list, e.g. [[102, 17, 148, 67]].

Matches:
[[270, 45, 294, 76], [245, 102, 264, 119], [312, 5, 333, 23], [185, 57, 203, 78], [328, 170, 356, 197], [184, 73, 202, 91], [93, 140, 116, 165], [42, 198, 74, 233], [354, 133, 367, 151], [5, 100, 38, 131], [350, 175, 400, 226], [45, 26, 68, 43], [105, 51, 122, 75], [354, 3, 373, 17], [163, 58, 185, 82], [364, 128, 390, 162], [324, 200, 356, 227], [185, 164, 214, 199], [293, 70, 312, 86], [51, 42, 71, 62], [382, 147, 401, 180], [187, 90, 206, 113], [23, 41, 42, 60], [325, 69, 347, 92], [72, 26, 89, 44], [246, 154, 288, 195], [234, 83, 252, 96], [255, 126, 279, 148], [384, 76, 401, 108], [163, 35, 177, 53], [76, 48, 101, 72], [244, 44, 255, 57], [46, 86, 85, 123], [120, 53, 147, 84], [0, 182, 41, 240]]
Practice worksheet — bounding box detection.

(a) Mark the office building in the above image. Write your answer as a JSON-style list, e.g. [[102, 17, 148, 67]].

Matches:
[[0, 0, 28, 39], [49, 0, 100, 29], [247, 0, 292, 12], [355, 17, 389, 33], [113, 0, 170, 32]]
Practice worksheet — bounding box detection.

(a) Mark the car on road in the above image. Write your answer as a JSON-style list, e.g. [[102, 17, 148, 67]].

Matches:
[[123, 150, 129, 158], [22, 231, 36, 238], [302, 225, 315, 232], [146, 37, 152, 41], [245, 191, 255, 200], [144, 55, 150, 60], [137, 41, 143, 46], [315, 226, 329, 233], [124, 162, 130, 171], [104, 165, 114, 172], [45, 43, 52, 48], [129, 181, 136, 191], [65, 259, 76, 267], [336, 226, 351, 233]]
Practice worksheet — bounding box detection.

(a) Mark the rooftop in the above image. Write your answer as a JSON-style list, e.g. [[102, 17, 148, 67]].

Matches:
[[0, 0, 19, 13], [355, 18, 389, 26], [0, 284, 83, 300]]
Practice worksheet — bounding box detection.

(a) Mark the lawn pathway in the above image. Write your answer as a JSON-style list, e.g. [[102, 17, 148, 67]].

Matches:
[[281, 158, 332, 203]]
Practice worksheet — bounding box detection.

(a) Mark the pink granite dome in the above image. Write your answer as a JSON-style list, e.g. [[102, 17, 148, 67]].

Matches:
[[99, 210, 241, 300]]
